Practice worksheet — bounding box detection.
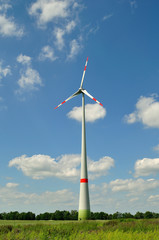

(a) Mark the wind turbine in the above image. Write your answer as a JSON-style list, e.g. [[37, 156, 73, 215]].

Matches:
[[55, 57, 103, 220]]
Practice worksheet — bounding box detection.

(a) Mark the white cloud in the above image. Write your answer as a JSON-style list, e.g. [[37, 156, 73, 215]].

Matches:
[[0, 61, 11, 80], [129, 197, 139, 202], [0, 60, 11, 109], [0, 3, 11, 12], [66, 20, 76, 33], [39, 45, 57, 61], [9, 154, 114, 181], [0, 2, 24, 37], [124, 95, 159, 128], [17, 54, 31, 65], [6, 183, 19, 188], [9, 154, 81, 180], [0, 15, 23, 37], [53, 21, 77, 52], [67, 39, 81, 60], [28, 0, 84, 59], [29, 1, 81, 58], [110, 178, 159, 194], [67, 103, 106, 122], [102, 14, 113, 21], [54, 27, 65, 50], [17, 68, 42, 91], [134, 158, 159, 177], [28, 0, 75, 27], [148, 195, 159, 202], [0, 184, 76, 210], [16, 54, 42, 93], [88, 156, 114, 180]]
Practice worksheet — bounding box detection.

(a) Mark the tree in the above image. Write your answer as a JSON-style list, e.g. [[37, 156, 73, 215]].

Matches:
[[134, 211, 144, 219], [144, 211, 153, 219], [63, 211, 70, 220], [122, 212, 134, 219], [70, 210, 78, 220], [25, 212, 35, 220], [54, 210, 64, 220], [42, 212, 51, 220], [112, 212, 123, 219]]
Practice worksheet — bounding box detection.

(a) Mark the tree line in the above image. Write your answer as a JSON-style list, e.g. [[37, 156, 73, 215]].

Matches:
[[0, 210, 159, 220]]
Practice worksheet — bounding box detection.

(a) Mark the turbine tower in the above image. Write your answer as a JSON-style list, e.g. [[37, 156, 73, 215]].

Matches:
[[55, 57, 103, 220]]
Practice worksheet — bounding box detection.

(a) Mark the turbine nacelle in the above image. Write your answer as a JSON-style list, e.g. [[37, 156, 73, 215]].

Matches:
[[54, 57, 103, 109]]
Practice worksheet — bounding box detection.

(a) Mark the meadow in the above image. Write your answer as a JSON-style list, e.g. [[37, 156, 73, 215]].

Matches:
[[0, 219, 159, 239]]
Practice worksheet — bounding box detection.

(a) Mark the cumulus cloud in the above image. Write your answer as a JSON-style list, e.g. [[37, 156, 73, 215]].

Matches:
[[134, 158, 159, 177], [17, 68, 42, 91], [28, 0, 83, 59], [0, 61, 11, 81], [88, 156, 114, 180], [53, 21, 77, 53], [110, 178, 159, 194], [124, 95, 159, 128], [67, 39, 81, 60], [0, 15, 23, 37], [0, 61, 11, 109], [66, 20, 76, 33], [17, 54, 31, 65], [9, 154, 80, 180], [53, 23, 80, 59], [16, 54, 42, 94], [39, 45, 57, 61], [0, 2, 24, 37], [67, 103, 106, 122], [28, 0, 76, 27], [8, 154, 114, 181], [148, 195, 159, 202], [6, 183, 19, 188], [54, 27, 65, 50], [0, 2, 11, 12], [0, 184, 76, 208]]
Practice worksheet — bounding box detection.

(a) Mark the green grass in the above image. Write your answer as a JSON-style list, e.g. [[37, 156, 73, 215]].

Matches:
[[0, 219, 159, 239]]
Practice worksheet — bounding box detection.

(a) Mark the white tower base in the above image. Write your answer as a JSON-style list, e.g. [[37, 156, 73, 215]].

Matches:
[[78, 93, 90, 220]]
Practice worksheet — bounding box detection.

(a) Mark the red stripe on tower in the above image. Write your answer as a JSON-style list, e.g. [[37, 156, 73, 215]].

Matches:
[[80, 178, 88, 183]]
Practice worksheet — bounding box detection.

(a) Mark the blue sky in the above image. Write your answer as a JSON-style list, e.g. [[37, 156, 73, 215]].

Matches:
[[1, 0, 159, 214]]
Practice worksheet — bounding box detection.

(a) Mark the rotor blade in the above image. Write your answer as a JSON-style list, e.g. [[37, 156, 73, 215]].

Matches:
[[80, 57, 88, 89], [54, 90, 81, 109], [81, 89, 103, 106]]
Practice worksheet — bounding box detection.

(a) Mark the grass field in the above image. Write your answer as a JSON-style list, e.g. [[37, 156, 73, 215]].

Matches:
[[0, 218, 159, 239]]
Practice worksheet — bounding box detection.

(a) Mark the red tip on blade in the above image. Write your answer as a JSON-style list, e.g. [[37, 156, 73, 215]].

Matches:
[[93, 97, 97, 102], [87, 57, 89, 61], [54, 106, 58, 109], [100, 103, 103, 106], [62, 101, 66, 104]]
